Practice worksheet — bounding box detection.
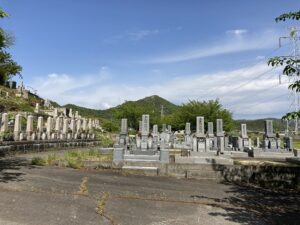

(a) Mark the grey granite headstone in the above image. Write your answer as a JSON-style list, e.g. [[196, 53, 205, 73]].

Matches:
[[185, 122, 191, 135], [139, 121, 142, 132], [216, 119, 224, 137], [120, 118, 128, 134], [265, 120, 274, 138], [153, 124, 158, 135], [141, 114, 150, 136], [162, 124, 166, 132], [207, 122, 214, 137], [168, 125, 172, 133], [196, 116, 205, 137], [241, 124, 248, 138]]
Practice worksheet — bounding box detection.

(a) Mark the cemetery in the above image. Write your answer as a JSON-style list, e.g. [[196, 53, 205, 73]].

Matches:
[[0, 3, 300, 225]]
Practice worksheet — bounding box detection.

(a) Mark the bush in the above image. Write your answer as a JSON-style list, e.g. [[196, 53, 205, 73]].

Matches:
[[31, 157, 46, 166]]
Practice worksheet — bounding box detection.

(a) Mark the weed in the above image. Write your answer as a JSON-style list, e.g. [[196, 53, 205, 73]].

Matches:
[[31, 157, 46, 166]]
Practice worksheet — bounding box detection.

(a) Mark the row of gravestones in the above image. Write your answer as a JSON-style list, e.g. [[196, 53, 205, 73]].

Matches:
[[117, 115, 292, 152], [0, 112, 98, 141]]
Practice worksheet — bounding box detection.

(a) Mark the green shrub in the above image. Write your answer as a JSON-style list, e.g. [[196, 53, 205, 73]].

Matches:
[[0, 131, 14, 141], [31, 157, 46, 166], [66, 157, 82, 169]]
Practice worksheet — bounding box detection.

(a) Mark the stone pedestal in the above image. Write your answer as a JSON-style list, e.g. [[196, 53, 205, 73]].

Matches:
[[160, 149, 169, 163], [113, 148, 124, 162]]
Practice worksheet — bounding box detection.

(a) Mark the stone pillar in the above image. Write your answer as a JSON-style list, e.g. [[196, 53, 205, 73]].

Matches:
[[69, 108, 73, 118], [14, 114, 22, 141], [216, 119, 224, 153], [0, 113, 8, 132], [88, 118, 92, 131], [70, 119, 75, 138], [53, 108, 58, 117], [138, 121, 142, 132], [82, 118, 87, 131], [196, 116, 206, 152], [46, 117, 53, 139], [37, 116, 43, 139], [207, 122, 214, 137], [34, 103, 40, 113], [55, 117, 60, 132], [37, 116, 43, 132], [26, 115, 34, 141], [185, 122, 191, 135], [141, 114, 150, 150], [62, 118, 69, 134]]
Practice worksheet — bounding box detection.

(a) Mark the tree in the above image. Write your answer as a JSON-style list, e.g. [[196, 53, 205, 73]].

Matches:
[[0, 8, 22, 85], [164, 100, 234, 132], [268, 10, 300, 120]]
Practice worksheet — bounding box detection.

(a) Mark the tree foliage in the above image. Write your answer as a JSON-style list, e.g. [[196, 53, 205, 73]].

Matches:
[[268, 10, 300, 120], [0, 8, 22, 85], [163, 100, 234, 132]]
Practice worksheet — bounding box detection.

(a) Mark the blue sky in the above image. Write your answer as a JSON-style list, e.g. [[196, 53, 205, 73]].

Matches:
[[1, 0, 300, 119]]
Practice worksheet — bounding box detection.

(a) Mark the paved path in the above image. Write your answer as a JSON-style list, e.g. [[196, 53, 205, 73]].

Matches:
[[0, 157, 299, 225]]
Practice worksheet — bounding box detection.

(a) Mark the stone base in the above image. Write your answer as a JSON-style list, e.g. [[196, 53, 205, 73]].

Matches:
[[130, 150, 157, 155], [249, 148, 294, 158]]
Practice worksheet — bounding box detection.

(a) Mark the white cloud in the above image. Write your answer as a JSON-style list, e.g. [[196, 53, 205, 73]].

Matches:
[[226, 29, 248, 35], [142, 29, 278, 64], [31, 63, 289, 119], [128, 29, 160, 41]]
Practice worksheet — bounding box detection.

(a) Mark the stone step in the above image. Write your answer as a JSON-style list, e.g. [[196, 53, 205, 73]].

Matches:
[[124, 154, 160, 161], [122, 166, 158, 176]]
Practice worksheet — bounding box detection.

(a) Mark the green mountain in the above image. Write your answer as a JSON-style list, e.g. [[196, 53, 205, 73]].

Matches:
[[64, 95, 178, 120]]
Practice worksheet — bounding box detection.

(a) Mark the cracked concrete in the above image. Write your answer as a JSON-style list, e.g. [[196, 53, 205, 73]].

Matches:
[[0, 157, 299, 225]]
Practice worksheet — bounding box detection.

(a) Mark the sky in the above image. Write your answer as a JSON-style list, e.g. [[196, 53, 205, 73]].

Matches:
[[1, 0, 300, 119]]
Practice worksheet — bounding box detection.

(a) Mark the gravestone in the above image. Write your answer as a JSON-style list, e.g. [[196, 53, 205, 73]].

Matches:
[[34, 103, 40, 113], [26, 115, 34, 141], [207, 122, 214, 138], [241, 124, 248, 138], [216, 119, 224, 137], [153, 124, 158, 135], [196, 116, 205, 137], [46, 117, 53, 138], [139, 121, 142, 132], [162, 124, 166, 132], [119, 118, 128, 146], [0, 113, 8, 132], [167, 125, 172, 133], [265, 120, 274, 138], [120, 118, 128, 134], [14, 114, 21, 141], [141, 114, 150, 136], [185, 122, 191, 135]]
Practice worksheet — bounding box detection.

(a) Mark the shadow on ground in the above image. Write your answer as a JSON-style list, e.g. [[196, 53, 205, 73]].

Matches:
[[0, 157, 33, 183], [191, 182, 300, 225]]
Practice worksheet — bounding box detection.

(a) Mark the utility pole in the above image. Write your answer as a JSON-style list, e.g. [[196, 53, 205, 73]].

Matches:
[[280, 27, 300, 135]]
